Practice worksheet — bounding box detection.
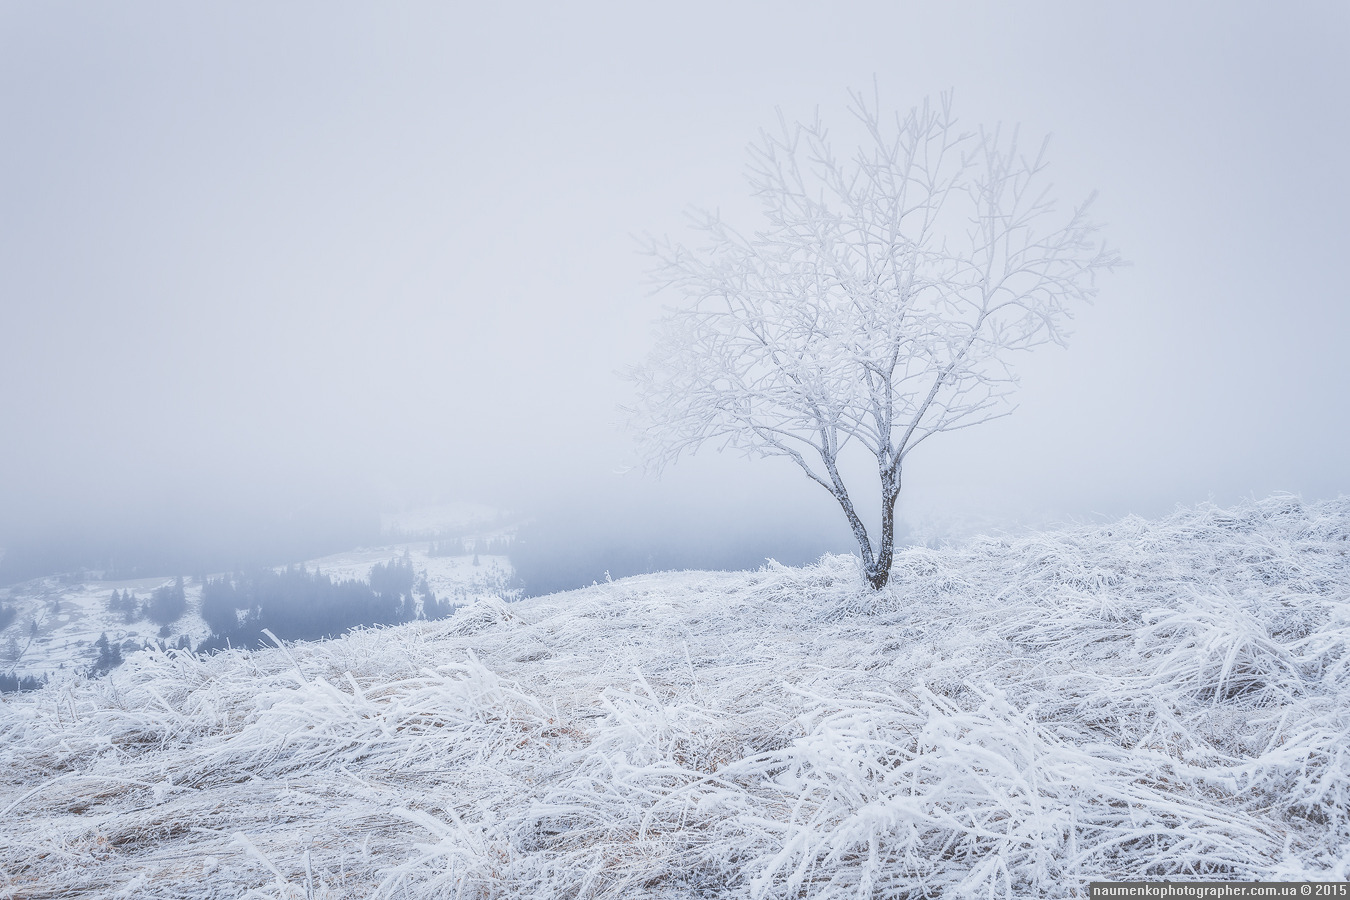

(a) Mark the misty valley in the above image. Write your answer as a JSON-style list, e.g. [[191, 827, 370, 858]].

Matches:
[[0, 503, 844, 691], [0, 507, 519, 688]]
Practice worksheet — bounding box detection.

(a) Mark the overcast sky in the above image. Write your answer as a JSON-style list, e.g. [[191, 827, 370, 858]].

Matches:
[[2, 1, 1347, 554]]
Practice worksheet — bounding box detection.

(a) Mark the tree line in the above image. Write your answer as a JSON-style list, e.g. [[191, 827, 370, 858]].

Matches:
[[0, 672, 44, 692], [196, 556, 456, 652], [107, 577, 187, 628]]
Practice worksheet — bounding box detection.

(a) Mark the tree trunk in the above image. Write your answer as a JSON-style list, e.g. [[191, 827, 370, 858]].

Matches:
[[864, 471, 902, 591]]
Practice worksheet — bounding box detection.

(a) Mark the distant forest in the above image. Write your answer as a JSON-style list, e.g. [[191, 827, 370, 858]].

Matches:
[[0, 672, 45, 692], [1, 557, 463, 691], [195, 557, 456, 653]]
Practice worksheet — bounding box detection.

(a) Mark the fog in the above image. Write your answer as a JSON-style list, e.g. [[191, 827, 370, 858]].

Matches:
[[2, 2, 1347, 579]]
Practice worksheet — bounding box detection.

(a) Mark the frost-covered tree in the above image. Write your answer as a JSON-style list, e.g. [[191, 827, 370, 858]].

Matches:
[[630, 91, 1120, 590], [145, 576, 187, 626]]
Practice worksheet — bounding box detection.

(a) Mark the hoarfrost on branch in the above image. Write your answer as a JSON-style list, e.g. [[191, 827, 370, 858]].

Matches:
[[631, 90, 1121, 589]]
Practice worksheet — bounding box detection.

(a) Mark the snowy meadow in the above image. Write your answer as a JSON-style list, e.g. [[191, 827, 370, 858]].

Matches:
[[1, 495, 1347, 898]]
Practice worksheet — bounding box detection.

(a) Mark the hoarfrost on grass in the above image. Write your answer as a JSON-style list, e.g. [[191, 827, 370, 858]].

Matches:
[[1, 494, 1348, 898]]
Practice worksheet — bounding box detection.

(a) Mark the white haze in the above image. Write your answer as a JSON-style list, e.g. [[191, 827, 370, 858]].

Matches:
[[1, 2, 1347, 561]]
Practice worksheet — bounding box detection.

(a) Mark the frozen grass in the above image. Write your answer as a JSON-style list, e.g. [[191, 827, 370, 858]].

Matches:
[[1, 494, 1347, 898]]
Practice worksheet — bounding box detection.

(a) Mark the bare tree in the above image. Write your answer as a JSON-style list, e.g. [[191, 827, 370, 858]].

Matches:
[[628, 91, 1121, 590]]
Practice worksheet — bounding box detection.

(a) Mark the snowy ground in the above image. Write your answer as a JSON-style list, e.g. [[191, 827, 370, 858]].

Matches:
[[1, 495, 1347, 898]]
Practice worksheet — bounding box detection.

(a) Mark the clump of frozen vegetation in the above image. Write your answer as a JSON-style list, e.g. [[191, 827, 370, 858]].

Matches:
[[1, 495, 1347, 898]]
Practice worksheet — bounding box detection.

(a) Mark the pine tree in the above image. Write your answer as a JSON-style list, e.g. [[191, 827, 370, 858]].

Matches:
[[90, 632, 124, 676]]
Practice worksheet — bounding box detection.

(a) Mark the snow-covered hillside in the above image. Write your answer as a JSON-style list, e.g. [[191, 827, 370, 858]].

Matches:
[[0, 576, 211, 680], [0, 542, 514, 680], [1, 495, 1347, 898]]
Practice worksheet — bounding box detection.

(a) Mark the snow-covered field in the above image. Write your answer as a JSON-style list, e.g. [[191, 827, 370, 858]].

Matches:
[[1, 495, 1347, 898]]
